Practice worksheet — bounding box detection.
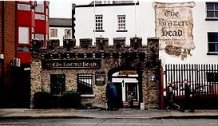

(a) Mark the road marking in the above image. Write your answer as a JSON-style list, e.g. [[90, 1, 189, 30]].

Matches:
[[0, 122, 27, 126]]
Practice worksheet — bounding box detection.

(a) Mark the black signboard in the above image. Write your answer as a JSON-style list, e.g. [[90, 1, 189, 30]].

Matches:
[[42, 59, 101, 69], [95, 71, 106, 86]]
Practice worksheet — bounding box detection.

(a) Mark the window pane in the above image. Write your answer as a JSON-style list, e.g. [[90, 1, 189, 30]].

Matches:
[[208, 33, 218, 42], [35, 2, 44, 13], [117, 15, 126, 30], [35, 14, 45, 20], [19, 27, 29, 44], [95, 15, 103, 30], [50, 29, 57, 37], [207, 3, 214, 10], [64, 29, 72, 39], [35, 34, 44, 40], [17, 4, 30, 11], [215, 3, 218, 10], [77, 74, 93, 94], [207, 11, 215, 17], [215, 11, 218, 17], [209, 43, 215, 52], [215, 43, 218, 52]]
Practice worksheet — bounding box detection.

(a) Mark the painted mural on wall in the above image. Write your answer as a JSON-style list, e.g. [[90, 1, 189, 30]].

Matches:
[[153, 2, 195, 60]]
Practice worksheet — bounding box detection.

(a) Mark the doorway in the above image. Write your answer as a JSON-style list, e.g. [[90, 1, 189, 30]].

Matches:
[[113, 82, 123, 108], [111, 70, 140, 108]]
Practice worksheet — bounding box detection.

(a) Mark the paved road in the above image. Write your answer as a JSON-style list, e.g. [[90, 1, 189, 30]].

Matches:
[[0, 118, 217, 126]]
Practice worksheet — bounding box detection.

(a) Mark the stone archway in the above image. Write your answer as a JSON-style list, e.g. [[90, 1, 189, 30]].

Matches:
[[107, 66, 143, 108]]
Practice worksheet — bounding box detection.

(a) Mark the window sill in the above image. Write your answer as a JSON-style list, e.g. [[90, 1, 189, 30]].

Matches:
[[207, 52, 218, 55], [205, 18, 218, 21], [116, 30, 128, 32], [93, 30, 105, 32], [80, 94, 95, 98]]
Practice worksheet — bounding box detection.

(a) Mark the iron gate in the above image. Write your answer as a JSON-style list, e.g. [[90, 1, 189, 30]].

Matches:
[[164, 64, 218, 109]]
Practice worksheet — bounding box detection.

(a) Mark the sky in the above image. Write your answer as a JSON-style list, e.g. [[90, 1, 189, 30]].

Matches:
[[49, 0, 217, 18], [49, 0, 91, 18]]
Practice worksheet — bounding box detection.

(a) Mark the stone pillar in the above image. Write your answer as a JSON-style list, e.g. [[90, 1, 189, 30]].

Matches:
[[79, 38, 92, 48], [30, 60, 42, 108], [145, 38, 160, 109], [63, 38, 76, 50], [147, 37, 159, 62], [96, 37, 108, 50], [47, 39, 60, 50], [130, 37, 142, 49], [113, 37, 125, 50]]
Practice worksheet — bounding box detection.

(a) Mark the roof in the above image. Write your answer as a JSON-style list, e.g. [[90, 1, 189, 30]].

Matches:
[[49, 18, 72, 27], [76, 1, 139, 8]]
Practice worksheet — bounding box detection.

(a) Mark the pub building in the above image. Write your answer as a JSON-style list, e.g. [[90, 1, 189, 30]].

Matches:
[[31, 37, 161, 109]]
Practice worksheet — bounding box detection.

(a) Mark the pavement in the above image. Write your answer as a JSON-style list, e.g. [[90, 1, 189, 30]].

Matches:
[[0, 108, 217, 119]]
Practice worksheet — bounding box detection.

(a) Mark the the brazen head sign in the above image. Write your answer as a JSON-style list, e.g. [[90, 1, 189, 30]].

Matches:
[[153, 2, 195, 60]]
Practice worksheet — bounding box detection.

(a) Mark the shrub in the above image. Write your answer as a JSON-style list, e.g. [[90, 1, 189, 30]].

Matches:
[[61, 91, 81, 108], [33, 92, 51, 109]]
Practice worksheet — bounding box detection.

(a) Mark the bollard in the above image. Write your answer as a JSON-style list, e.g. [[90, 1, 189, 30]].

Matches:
[[140, 103, 145, 110]]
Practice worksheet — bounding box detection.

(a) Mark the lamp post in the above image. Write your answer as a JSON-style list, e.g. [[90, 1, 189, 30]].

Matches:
[[134, 0, 138, 37], [93, 0, 96, 46]]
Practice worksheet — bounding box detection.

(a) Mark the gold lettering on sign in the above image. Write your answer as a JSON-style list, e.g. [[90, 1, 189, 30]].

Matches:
[[118, 71, 137, 76], [153, 2, 195, 60], [42, 59, 101, 69]]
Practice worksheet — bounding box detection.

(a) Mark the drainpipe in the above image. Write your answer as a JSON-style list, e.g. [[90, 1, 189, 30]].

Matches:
[[1, 1, 5, 81], [0, 1, 5, 106]]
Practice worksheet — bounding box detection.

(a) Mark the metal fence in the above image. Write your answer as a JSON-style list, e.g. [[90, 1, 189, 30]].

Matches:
[[164, 64, 218, 109]]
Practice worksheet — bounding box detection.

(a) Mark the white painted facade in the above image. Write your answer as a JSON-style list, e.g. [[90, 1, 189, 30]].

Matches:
[[75, 4, 141, 46], [49, 27, 72, 46], [74, 1, 218, 64]]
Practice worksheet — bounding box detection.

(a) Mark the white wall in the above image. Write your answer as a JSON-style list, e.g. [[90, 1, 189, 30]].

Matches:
[[75, 1, 218, 64], [49, 27, 72, 46], [75, 4, 141, 46]]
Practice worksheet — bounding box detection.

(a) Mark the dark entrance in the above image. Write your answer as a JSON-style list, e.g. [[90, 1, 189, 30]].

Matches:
[[113, 82, 123, 108], [10, 65, 31, 108], [108, 67, 142, 108]]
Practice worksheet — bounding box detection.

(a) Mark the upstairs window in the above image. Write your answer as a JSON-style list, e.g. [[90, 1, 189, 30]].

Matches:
[[17, 4, 31, 11], [95, 15, 103, 31], [18, 27, 29, 44], [206, 2, 218, 19], [208, 32, 218, 54], [35, 34, 44, 41], [64, 29, 72, 39], [77, 74, 93, 95], [35, 14, 45, 20], [35, 1, 44, 13], [117, 15, 126, 31], [50, 29, 58, 37]]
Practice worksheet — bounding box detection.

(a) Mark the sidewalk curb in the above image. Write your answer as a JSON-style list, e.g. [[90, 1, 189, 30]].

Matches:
[[154, 115, 218, 119], [0, 116, 95, 119], [0, 115, 218, 120]]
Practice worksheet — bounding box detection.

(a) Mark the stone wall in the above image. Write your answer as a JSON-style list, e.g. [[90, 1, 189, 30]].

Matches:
[[31, 37, 161, 109]]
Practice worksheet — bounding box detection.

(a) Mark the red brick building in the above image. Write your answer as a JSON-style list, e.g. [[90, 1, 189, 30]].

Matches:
[[0, 1, 49, 108]]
